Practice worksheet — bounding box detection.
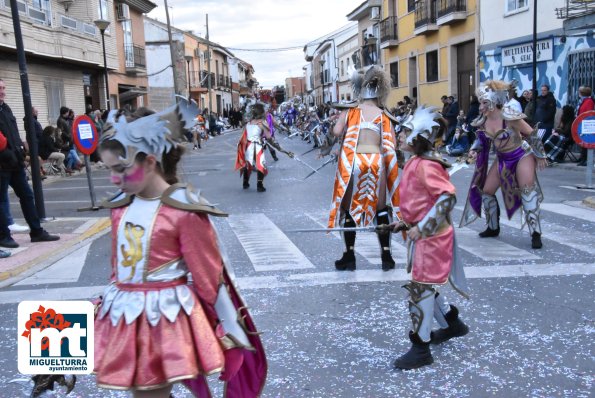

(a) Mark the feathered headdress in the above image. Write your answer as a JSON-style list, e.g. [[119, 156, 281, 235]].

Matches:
[[350, 65, 391, 107], [100, 97, 198, 167], [402, 105, 441, 146]]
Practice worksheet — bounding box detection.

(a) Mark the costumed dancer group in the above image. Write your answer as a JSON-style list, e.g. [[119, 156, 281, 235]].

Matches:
[[326, 66, 469, 369], [30, 99, 267, 398], [326, 69, 545, 368], [28, 71, 547, 397]]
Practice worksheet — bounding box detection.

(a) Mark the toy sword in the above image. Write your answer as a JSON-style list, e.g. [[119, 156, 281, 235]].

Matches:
[[287, 223, 408, 233], [302, 154, 337, 180]]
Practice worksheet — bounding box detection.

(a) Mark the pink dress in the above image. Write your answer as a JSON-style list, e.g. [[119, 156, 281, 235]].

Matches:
[[400, 157, 456, 285], [94, 184, 267, 397]]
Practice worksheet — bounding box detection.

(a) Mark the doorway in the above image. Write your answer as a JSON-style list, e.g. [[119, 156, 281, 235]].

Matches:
[[456, 40, 475, 113], [409, 57, 418, 103]]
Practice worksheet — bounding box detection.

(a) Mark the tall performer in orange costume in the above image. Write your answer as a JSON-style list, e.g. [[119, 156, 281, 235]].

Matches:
[[391, 106, 470, 370], [31, 99, 267, 398], [328, 66, 401, 271]]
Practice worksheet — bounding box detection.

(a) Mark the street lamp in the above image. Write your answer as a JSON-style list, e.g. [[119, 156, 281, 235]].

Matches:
[[184, 54, 193, 101], [94, 18, 111, 110], [319, 59, 326, 104]]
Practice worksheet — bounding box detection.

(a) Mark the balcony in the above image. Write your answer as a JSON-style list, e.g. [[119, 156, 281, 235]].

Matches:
[[414, 0, 439, 35], [437, 0, 466, 25], [380, 16, 398, 49], [200, 71, 215, 88], [124, 44, 146, 74], [188, 71, 208, 90]]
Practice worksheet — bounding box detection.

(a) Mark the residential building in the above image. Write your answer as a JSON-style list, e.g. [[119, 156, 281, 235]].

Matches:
[[380, 0, 477, 112], [347, 0, 383, 70], [0, 0, 119, 133], [110, 0, 156, 111], [336, 33, 358, 102], [238, 61, 257, 107], [145, 16, 254, 114], [479, 0, 595, 106], [285, 76, 305, 99], [303, 23, 358, 105], [144, 16, 186, 111]]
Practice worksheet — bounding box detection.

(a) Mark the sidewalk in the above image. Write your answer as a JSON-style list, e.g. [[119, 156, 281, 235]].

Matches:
[[0, 216, 110, 285]]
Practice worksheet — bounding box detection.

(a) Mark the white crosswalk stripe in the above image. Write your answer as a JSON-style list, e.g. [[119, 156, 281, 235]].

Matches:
[[227, 213, 314, 271], [7, 202, 595, 290]]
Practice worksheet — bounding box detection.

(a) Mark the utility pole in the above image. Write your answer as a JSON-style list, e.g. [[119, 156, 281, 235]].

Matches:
[[10, 0, 45, 219], [206, 14, 213, 115], [164, 0, 180, 100], [531, 0, 538, 98]]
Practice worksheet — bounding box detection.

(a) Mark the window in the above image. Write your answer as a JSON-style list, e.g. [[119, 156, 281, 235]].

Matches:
[[390, 61, 399, 88], [98, 0, 109, 19], [506, 0, 528, 13], [45, 80, 64, 124], [346, 57, 350, 72], [122, 19, 134, 67], [408, 0, 416, 12], [426, 50, 438, 82]]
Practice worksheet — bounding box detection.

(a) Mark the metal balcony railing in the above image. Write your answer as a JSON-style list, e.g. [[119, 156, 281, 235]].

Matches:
[[415, 0, 438, 28], [201, 71, 215, 88], [124, 44, 146, 69], [437, 0, 466, 18], [380, 16, 398, 43], [556, 0, 595, 19]]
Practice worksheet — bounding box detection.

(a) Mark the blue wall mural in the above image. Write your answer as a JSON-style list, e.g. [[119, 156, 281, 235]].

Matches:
[[479, 30, 595, 107]]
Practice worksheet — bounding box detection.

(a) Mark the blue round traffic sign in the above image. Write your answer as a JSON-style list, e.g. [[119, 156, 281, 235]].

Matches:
[[72, 115, 99, 155], [572, 110, 595, 149]]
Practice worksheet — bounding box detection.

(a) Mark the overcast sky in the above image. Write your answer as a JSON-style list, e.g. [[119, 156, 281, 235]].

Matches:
[[147, 0, 363, 88]]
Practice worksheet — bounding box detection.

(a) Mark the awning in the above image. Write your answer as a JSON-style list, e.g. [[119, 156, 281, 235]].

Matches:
[[119, 87, 148, 102]]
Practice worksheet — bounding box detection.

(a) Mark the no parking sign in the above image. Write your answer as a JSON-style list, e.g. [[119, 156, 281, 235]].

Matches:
[[72, 115, 98, 155], [72, 115, 99, 210], [572, 110, 595, 149]]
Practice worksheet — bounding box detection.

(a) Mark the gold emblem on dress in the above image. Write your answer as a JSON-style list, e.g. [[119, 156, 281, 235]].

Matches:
[[120, 222, 145, 280]]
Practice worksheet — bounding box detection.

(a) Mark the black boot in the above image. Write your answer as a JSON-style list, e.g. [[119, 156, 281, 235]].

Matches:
[[430, 305, 469, 344], [256, 172, 266, 192], [479, 226, 500, 238], [393, 332, 434, 370], [335, 214, 356, 271], [376, 209, 395, 271], [531, 232, 542, 249], [242, 170, 250, 189]]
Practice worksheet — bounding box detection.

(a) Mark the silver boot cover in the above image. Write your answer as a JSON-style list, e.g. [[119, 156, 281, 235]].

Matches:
[[521, 186, 542, 235], [404, 282, 435, 342], [482, 193, 499, 230], [433, 292, 450, 329]]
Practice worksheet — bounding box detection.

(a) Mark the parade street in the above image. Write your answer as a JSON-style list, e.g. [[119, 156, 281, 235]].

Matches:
[[0, 129, 593, 397]]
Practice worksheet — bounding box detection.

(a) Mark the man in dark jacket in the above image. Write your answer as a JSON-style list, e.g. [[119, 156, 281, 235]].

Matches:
[[533, 84, 557, 130], [0, 78, 59, 248], [444, 95, 459, 145]]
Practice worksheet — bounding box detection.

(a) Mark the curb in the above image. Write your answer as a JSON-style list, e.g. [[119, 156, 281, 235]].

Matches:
[[0, 217, 111, 284], [583, 196, 595, 209]]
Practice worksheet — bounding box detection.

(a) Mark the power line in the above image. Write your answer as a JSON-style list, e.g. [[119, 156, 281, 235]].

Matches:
[[225, 46, 303, 52], [223, 22, 357, 53]]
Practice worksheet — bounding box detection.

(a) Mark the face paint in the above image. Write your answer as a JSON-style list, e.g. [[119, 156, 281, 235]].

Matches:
[[122, 165, 145, 183]]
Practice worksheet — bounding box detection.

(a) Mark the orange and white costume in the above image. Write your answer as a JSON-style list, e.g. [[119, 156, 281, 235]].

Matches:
[[328, 107, 400, 228]]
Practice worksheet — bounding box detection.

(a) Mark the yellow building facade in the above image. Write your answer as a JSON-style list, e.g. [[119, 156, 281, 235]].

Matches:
[[381, 0, 477, 112]]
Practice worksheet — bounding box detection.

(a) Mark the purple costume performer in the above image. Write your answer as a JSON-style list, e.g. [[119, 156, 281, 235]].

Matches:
[[460, 83, 546, 248]]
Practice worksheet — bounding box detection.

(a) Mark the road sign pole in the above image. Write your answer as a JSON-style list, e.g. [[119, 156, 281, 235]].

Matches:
[[72, 115, 100, 211], [586, 149, 593, 189], [84, 154, 98, 210]]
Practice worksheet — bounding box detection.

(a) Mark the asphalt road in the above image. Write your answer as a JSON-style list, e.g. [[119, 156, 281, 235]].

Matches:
[[0, 128, 593, 397]]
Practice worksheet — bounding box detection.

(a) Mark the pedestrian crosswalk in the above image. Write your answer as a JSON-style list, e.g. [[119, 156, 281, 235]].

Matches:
[[4, 201, 594, 298]]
